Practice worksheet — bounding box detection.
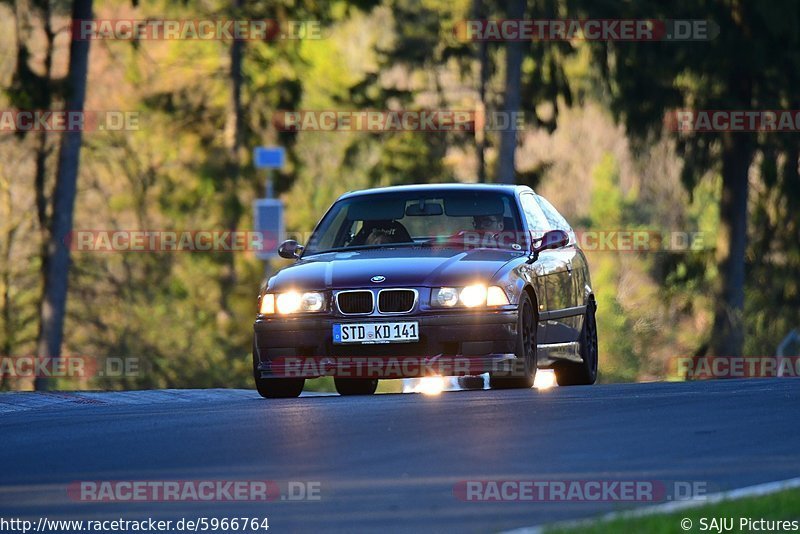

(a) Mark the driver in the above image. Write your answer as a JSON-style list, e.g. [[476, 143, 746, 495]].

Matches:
[[472, 214, 504, 232]]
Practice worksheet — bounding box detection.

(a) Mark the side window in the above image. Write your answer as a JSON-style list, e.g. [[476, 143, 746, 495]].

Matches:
[[519, 193, 550, 235], [535, 195, 575, 246], [535, 195, 572, 233]]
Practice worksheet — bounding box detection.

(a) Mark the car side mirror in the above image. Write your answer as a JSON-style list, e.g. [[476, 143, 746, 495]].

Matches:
[[278, 239, 304, 259], [527, 229, 569, 264], [534, 229, 569, 253]]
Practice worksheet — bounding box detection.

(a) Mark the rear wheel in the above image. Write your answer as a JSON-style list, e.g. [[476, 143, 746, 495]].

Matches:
[[253, 343, 305, 398], [555, 299, 598, 386], [334, 377, 379, 396], [490, 291, 537, 390]]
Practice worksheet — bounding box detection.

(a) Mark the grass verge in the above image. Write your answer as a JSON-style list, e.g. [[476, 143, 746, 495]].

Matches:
[[548, 487, 800, 534]]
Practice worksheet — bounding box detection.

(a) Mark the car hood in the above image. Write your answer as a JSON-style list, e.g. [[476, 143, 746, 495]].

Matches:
[[267, 247, 522, 291]]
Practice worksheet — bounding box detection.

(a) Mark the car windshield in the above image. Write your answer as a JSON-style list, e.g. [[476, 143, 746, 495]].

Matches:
[[303, 190, 525, 255]]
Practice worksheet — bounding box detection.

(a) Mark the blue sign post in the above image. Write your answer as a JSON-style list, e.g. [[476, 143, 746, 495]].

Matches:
[[253, 146, 286, 260], [253, 199, 284, 260], [253, 146, 286, 170]]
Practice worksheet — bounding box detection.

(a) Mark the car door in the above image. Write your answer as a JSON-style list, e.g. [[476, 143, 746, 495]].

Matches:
[[518, 193, 567, 344], [534, 195, 583, 343]]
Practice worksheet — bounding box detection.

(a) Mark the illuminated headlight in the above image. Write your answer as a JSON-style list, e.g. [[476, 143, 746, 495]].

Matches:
[[432, 287, 459, 307], [260, 291, 326, 314], [460, 284, 488, 307], [259, 294, 275, 314], [430, 285, 509, 308], [486, 286, 510, 306], [276, 292, 302, 314]]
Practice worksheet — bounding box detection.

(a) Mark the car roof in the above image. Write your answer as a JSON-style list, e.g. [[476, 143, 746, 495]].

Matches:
[[339, 183, 533, 200]]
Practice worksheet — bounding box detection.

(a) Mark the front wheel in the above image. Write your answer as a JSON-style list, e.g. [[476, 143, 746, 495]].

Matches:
[[490, 291, 537, 389], [334, 377, 378, 396], [555, 299, 598, 386], [253, 343, 304, 398]]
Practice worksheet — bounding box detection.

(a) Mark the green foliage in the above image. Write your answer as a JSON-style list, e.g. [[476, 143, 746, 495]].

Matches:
[[368, 131, 451, 187], [580, 0, 800, 357], [586, 154, 638, 382], [549, 488, 800, 534]]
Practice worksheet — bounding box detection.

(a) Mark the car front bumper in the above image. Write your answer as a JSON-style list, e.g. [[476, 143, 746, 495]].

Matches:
[[253, 310, 519, 379]]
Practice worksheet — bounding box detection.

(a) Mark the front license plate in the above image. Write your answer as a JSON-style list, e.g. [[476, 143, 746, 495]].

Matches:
[[333, 322, 419, 344]]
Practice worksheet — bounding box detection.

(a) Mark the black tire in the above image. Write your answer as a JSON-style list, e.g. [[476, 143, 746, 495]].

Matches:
[[334, 377, 379, 396], [458, 375, 486, 390], [555, 299, 598, 386], [490, 291, 537, 389], [253, 343, 305, 398]]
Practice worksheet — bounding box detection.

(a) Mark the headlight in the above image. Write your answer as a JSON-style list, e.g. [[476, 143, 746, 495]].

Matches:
[[460, 284, 487, 307], [276, 292, 302, 314], [487, 286, 510, 306], [260, 291, 326, 314], [301, 291, 325, 312], [432, 287, 459, 307], [259, 294, 275, 314], [430, 285, 509, 308]]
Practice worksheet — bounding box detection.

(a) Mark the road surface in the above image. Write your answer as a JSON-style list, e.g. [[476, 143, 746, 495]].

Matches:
[[1, 379, 798, 532]]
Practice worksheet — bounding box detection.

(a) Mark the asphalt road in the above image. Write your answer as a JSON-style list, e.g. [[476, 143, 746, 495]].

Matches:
[[1, 379, 799, 533]]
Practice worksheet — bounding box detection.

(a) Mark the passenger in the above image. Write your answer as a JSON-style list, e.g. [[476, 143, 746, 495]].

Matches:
[[364, 229, 394, 245]]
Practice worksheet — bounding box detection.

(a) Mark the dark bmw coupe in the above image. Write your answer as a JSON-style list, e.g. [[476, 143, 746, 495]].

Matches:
[[253, 184, 597, 398]]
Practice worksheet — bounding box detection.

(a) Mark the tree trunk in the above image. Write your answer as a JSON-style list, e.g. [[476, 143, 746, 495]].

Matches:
[[472, 0, 489, 183], [218, 0, 244, 325], [34, 1, 55, 240], [495, 0, 524, 184], [708, 132, 754, 358], [34, 0, 93, 391], [0, 177, 16, 390]]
